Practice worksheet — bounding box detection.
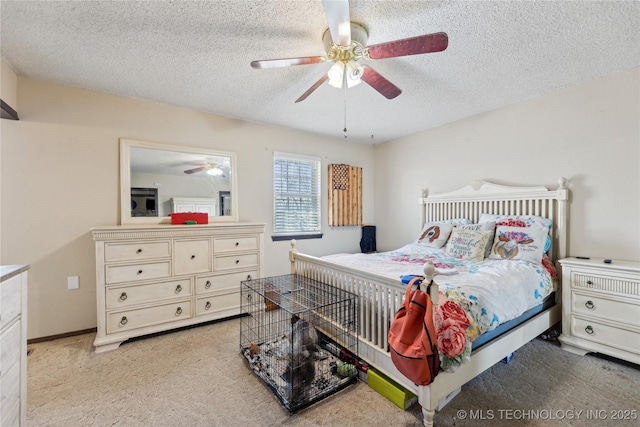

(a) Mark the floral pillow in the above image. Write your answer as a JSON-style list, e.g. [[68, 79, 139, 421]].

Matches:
[[488, 224, 549, 263], [416, 222, 454, 248], [444, 227, 493, 261], [479, 214, 552, 252]]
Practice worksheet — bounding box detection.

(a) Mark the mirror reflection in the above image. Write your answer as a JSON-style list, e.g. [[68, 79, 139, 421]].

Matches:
[[120, 139, 238, 224]]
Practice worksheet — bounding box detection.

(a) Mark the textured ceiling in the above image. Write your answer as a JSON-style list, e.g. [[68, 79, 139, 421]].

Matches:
[[1, 1, 639, 144]]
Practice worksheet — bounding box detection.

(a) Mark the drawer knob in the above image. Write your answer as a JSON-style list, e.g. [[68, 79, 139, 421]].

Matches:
[[236, 259, 240, 264], [205, 280, 211, 289], [205, 301, 211, 310], [137, 270, 143, 275], [191, 255, 196, 259], [136, 249, 142, 254], [175, 284, 182, 293], [176, 307, 183, 316], [585, 300, 594, 309], [235, 242, 239, 246], [119, 292, 128, 301], [586, 280, 593, 285], [585, 325, 594, 335], [119, 316, 128, 326]]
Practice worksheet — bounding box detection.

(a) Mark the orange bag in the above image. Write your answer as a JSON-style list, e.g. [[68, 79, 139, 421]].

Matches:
[[388, 277, 440, 386]]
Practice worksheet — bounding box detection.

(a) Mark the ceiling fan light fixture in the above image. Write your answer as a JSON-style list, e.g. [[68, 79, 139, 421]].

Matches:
[[345, 60, 363, 87], [328, 61, 346, 88], [206, 166, 223, 176]]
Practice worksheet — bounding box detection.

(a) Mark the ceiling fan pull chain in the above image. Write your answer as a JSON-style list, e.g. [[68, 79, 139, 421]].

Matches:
[[343, 78, 348, 138]]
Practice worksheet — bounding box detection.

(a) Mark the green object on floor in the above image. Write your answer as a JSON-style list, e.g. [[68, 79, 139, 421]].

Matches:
[[367, 368, 418, 410]]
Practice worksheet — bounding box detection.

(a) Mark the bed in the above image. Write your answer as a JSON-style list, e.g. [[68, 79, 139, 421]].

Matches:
[[287, 178, 569, 426]]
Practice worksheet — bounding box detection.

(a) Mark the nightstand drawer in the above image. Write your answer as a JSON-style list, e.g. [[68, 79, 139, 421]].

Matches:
[[571, 272, 639, 297], [571, 316, 640, 355], [572, 292, 640, 327]]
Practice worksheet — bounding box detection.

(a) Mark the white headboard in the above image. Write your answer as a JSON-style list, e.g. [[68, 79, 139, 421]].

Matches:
[[419, 178, 569, 262]]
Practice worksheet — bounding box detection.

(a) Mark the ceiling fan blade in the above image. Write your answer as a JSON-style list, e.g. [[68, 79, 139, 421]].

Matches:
[[184, 166, 207, 174], [251, 56, 326, 69], [295, 74, 329, 103], [323, 0, 351, 46], [360, 66, 402, 99], [366, 32, 448, 60]]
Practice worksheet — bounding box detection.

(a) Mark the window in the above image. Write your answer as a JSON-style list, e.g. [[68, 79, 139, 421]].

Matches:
[[272, 152, 322, 240]]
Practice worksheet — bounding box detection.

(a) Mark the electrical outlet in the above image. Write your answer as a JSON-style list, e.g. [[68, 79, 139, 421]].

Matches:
[[68, 276, 79, 290]]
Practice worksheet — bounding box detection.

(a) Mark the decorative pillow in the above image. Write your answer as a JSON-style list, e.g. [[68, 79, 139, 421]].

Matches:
[[416, 222, 454, 248], [454, 221, 496, 258], [444, 227, 492, 261], [488, 224, 549, 263], [479, 214, 552, 252]]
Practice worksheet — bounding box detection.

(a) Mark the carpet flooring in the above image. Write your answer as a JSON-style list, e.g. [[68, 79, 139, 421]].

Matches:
[[26, 318, 639, 426]]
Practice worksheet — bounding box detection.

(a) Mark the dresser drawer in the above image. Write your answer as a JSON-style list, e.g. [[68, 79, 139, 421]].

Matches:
[[0, 360, 20, 413], [195, 292, 240, 316], [1, 396, 20, 427], [214, 236, 259, 253], [214, 253, 259, 271], [106, 279, 192, 309], [572, 292, 640, 327], [174, 239, 211, 275], [105, 241, 171, 262], [0, 274, 21, 330], [107, 300, 192, 334], [0, 320, 21, 375], [571, 316, 640, 355], [196, 270, 257, 294], [106, 261, 171, 284]]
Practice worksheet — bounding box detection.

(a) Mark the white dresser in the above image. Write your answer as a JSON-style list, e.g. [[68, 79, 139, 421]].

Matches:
[[558, 257, 640, 364], [92, 223, 264, 352], [0, 265, 28, 427]]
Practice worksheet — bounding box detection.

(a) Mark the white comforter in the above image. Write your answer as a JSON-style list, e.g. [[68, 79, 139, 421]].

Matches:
[[322, 244, 556, 370]]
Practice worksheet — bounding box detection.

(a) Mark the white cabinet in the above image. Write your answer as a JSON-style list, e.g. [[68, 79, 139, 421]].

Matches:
[[92, 223, 264, 352], [558, 257, 640, 364], [0, 265, 28, 427], [170, 197, 217, 216]]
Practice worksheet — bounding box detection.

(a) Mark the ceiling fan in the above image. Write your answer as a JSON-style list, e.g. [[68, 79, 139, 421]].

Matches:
[[184, 163, 224, 176], [250, 0, 448, 103]]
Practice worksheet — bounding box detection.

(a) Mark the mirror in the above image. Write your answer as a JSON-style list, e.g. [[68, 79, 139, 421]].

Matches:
[[120, 139, 238, 224]]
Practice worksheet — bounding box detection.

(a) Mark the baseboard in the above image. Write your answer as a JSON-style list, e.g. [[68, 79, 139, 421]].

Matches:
[[28, 328, 97, 344]]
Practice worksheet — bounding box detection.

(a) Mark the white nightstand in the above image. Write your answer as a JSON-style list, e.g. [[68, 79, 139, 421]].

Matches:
[[558, 257, 640, 364]]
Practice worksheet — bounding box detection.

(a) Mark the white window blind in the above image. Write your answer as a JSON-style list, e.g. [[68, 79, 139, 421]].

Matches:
[[273, 152, 321, 236]]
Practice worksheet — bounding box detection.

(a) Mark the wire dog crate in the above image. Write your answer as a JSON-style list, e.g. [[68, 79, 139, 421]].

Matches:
[[240, 274, 358, 413]]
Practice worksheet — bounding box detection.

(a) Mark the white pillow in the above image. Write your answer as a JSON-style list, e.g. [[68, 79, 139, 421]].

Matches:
[[488, 223, 548, 263], [416, 222, 454, 248], [479, 214, 552, 252], [454, 221, 496, 258], [444, 227, 492, 261]]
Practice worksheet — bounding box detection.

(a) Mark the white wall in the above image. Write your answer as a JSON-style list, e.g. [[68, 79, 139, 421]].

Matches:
[[373, 67, 640, 262], [0, 77, 374, 339]]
